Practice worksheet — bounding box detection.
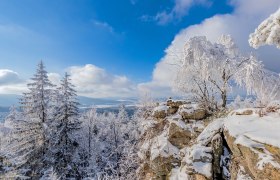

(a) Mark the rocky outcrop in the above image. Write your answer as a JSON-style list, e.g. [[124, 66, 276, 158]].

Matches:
[[223, 109, 280, 180], [168, 121, 192, 149], [224, 130, 280, 180], [138, 100, 206, 179], [178, 104, 207, 121], [139, 102, 280, 180], [153, 105, 168, 119]]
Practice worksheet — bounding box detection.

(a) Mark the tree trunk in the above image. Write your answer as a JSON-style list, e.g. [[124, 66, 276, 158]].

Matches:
[[221, 91, 227, 108]]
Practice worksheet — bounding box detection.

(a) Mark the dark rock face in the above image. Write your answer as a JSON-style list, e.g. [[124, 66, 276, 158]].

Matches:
[[211, 134, 223, 179]]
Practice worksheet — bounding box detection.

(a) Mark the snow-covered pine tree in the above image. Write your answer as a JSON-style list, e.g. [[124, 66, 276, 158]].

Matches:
[[3, 61, 55, 178], [51, 72, 81, 179]]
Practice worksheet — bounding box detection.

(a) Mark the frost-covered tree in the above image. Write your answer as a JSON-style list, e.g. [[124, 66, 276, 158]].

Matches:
[[175, 35, 249, 109], [3, 61, 56, 178], [78, 107, 100, 178], [249, 8, 280, 49], [78, 104, 140, 179], [50, 72, 81, 179], [21, 61, 55, 126], [235, 55, 280, 106], [40, 167, 60, 180]]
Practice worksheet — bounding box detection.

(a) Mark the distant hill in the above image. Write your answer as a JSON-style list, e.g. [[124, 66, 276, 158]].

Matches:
[[78, 96, 137, 108], [0, 94, 138, 122], [0, 94, 21, 107], [0, 94, 138, 110]]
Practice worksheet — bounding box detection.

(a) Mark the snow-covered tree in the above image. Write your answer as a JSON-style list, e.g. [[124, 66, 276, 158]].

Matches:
[[78, 107, 100, 178], [235, 55, 280, 106], [249, 8, 280, 49], [21, 61, 55, 125], [2, 61, 56, 178], [40, 167, 60, 180], [50, 72, 81, 179], [174, 35, 249, 109], [78, 104, 140, 179]]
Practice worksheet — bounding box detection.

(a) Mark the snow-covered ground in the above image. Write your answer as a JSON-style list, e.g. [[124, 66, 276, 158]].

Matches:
[[224, 109, 280, 149]]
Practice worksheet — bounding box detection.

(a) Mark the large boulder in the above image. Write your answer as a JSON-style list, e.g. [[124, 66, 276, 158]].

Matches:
[[223, 112, 280, 180], [153, 105, 168, 119], [234, 109, 254, 115], [178, 104, 207, 121], [166, 99, 185, 115], [183, 144, 213, 180], [224, 130, 280, 180], [168, 121, 192, 149]]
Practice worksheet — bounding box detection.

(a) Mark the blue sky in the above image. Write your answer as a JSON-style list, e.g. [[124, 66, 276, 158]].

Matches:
[[0, 0, 232, 81], [0, 0, 279, 98]]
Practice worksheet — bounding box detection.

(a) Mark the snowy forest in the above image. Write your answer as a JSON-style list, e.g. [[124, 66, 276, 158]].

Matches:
[[1, 3, 280, 180]]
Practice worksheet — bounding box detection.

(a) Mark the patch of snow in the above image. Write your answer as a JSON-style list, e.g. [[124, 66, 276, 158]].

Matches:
[[237, 166, 253, 180], [178, 104, 199, 114], [150, 132, 180, 161], [140, 119, 157, 133], [224, 111, 280, 170], [153, 105, 168, 112], [138, 140, 151, 160], [184, 144, 213, 179], [189, 145, 212, 162], [196, 118, 224, 145], [257, 148, 280, 170], [192, 162, 212, 179], [224, 112, 280, 148], [169, 167, 190, 180]]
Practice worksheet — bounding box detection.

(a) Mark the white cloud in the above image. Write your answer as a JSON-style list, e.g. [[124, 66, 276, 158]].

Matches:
[[0, 69, 22, 85], [140, 0, 280, 97], [67, 64, 137, 98], [145, 0, 211, 25], [48, 73, 61, 86], [0, 65, 137, 99], [0, 69, 27, 94], [93, 20, 115, 34]]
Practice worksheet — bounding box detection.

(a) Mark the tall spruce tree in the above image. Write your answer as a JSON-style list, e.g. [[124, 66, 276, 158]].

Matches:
[[2, 61, 55, 178], [51, 72, 81, 178]]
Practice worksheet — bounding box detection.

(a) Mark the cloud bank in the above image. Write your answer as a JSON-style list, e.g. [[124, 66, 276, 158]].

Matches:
[[0, 64, 137, 98]]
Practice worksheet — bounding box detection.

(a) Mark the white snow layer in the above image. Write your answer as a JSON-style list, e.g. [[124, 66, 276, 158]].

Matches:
[[224, 110, 280, 148], [138, 131, 180, 161], [224, 110, 280, 170]]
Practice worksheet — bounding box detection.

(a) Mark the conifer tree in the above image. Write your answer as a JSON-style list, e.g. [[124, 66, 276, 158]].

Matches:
[[4, 61, 55, 178], [51, 72, 81, 178]]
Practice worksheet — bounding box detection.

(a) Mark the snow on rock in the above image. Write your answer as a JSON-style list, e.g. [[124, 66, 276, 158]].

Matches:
[[266, 100, 280, 113], [138, 131, 180, 161], [184, 145, 213, 179], [249, 8, 280, 49], [150, 132, 180, 161], [236, 166, 253, 180], [152, 105, 168, 119], [178, 104, 207, 120], [224, 111, 280, 149], [196, 118, 224, 146], [140, 118, 157, 134], [169, 167, 190, 180], [153, 105, 168, 112], [167, 115, 205, 134], [224, 110, 280, 178]]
